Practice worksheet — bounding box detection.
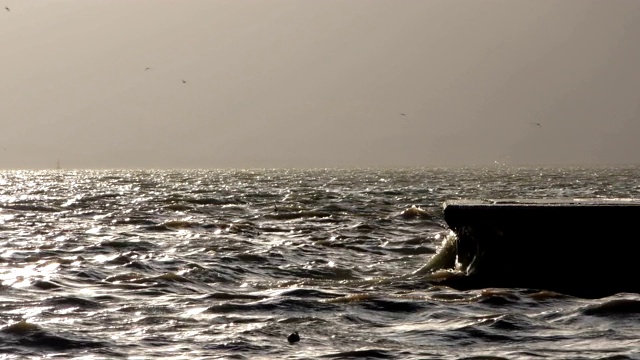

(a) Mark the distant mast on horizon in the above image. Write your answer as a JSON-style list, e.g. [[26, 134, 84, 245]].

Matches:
[[56, 159, 61, 170]]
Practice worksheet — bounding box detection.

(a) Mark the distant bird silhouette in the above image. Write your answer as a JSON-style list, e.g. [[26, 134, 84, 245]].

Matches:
[[400, 113, 406, 116], [144, 67, 151, 71], [4, 6, 9, 11], [181, 79, 187, 84], [532, 122, 542, 127], [287, 332, 300, 344]]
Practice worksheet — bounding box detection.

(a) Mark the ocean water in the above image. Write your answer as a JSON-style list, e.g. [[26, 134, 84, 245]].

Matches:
[[0, 166, 639, 359]]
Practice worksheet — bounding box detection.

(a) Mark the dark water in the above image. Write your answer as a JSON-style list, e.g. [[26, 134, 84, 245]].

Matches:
[[0, 166, 639, 359]]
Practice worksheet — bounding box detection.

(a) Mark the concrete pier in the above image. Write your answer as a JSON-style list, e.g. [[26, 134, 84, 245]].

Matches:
[[441, 198, 640, 298]]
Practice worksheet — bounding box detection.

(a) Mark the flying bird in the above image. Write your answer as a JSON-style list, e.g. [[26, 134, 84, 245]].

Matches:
[[144, 67, 151, 71], [181, 79, 187, 84], [531, 122, 542, 127], [4, 6, 9, 11]]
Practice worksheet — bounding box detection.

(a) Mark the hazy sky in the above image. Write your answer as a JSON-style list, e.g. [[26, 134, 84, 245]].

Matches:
[[1, 0, 639, 169]]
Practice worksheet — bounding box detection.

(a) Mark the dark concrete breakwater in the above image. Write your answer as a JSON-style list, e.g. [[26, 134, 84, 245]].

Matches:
[[441, 198, 640, 298]]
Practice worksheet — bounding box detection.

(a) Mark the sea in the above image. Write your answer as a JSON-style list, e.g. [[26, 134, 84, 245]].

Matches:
[[0, 166, 639, 359]]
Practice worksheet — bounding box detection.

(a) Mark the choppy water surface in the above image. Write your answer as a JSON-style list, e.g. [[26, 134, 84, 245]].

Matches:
[[1, 166, 639, 359]]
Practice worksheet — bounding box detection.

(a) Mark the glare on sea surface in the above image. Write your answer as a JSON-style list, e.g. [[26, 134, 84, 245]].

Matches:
[[0, 259, 60, 288], [0, 213, 16, 225], [0, 195, 18, 204]]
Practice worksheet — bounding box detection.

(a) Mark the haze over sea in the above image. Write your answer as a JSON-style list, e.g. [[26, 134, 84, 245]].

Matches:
[[1, 166, 639, 359]]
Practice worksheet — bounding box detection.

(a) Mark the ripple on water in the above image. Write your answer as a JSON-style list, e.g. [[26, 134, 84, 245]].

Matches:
[[1, 168, 640, 358], [581, 299, 640, 317], [0, 320, 109, 354]]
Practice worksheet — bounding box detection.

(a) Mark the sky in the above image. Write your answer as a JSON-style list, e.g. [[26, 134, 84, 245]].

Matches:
[[1, 0, 639, 169]]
